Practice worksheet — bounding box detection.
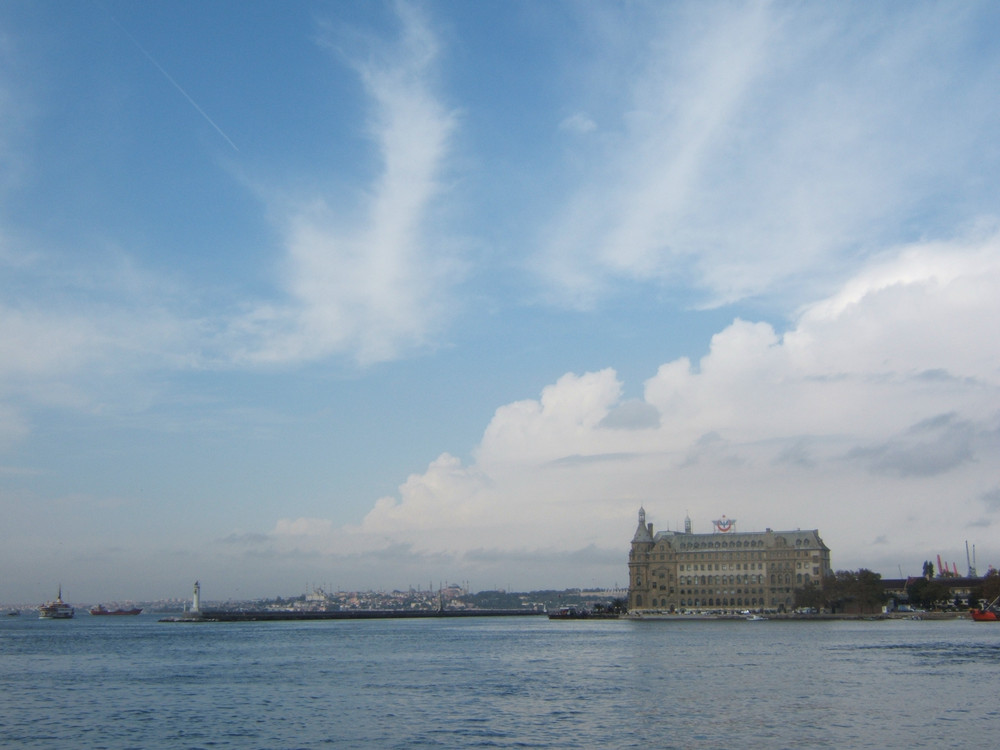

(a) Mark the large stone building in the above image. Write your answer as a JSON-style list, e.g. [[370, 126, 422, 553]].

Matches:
[[628, 508, 832, 613]]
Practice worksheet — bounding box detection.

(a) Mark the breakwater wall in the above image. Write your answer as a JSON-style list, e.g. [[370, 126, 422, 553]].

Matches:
[[161, 609, 544, 622]]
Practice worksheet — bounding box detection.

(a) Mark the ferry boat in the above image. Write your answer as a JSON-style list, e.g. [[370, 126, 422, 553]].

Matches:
[[39, 586, 74, 619], [90, 605, 142, 616]]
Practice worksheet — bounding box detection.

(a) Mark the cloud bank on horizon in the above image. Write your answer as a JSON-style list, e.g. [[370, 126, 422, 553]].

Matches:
[[1, 1, 999, 599]]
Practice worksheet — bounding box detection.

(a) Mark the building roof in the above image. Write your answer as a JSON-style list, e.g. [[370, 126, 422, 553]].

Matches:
[[649, 527, 828, 551]]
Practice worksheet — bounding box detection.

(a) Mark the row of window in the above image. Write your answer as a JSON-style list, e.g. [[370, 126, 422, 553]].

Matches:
[[646, 597, 795, 608], [642, 574, 814, 589], [680, 574, 765, 585], [678, 573, 812, 586], [679, 562, 765, 572], [634, 594, 797, 609], [649, 550, 825, 562], [674, 537, 817, 552]]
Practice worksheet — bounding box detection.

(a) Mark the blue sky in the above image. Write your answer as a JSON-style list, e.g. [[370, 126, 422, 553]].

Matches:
[[2, 1, 1000, 602]]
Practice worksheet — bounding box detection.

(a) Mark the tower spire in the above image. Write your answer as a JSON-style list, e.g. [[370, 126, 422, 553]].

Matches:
[[632, 507, 653, 543]]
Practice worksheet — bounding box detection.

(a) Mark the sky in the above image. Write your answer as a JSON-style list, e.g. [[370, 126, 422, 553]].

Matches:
[[2, 1, 1000, 603]]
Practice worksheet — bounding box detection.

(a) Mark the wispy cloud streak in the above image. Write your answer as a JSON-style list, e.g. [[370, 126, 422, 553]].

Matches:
[[240, 3, 459, 365], [538, 4, 1000, 309]]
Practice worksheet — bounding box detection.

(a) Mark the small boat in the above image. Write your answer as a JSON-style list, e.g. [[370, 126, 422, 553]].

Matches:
[[39, 586, 74, 619], [4, 610, 20, 617], [746, 614, 768, 621], [90, 605, 142, 616], [970, 595, 1000, 622]]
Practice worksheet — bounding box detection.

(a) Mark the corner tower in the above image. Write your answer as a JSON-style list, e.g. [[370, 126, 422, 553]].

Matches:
[[628, 507, 655, 610]]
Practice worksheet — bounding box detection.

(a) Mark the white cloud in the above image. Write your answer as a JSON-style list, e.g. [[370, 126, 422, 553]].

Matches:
[[559, 112, 596, 134], [2, 3, 999, 597], [0, 249, 208, 434], [239, 4, 461, 366], [333, 232, 1000, 583], [537, 4, 1000, 309]]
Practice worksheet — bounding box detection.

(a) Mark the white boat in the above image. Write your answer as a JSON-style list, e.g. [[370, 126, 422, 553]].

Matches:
[[39, 586, 74, 619], [746, 614, 768, 621]]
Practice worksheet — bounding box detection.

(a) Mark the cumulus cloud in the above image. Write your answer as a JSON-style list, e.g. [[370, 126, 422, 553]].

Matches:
[[845, 413, 979, 478], [3, 3, 1000, 596], [337, 233, 1000, 583], [599, 399, 661, 430]]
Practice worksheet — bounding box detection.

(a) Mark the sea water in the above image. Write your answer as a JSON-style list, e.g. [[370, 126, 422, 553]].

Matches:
[[1, 614, 997, 748]]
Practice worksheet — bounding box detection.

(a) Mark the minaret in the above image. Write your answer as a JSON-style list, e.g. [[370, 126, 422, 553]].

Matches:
[[684, 513, 692, 535], [191, 581, 201, 614]]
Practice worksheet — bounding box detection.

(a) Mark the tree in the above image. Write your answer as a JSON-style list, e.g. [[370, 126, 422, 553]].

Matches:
[[852, 569, 887, 612], [972, 570, 1000, 608], [609, 598, 628, 614], [922, 560, 935, 579], [794, 580, 825, 610], [824, 569, 887, 614], [907, 577, 950, 610]]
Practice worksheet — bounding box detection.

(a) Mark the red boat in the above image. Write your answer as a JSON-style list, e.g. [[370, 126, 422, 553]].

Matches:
[[970, 595, 999, 622], [90, 605, 142, 616]]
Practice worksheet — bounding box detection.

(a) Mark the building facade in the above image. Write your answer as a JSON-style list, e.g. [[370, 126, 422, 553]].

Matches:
[[628, 508, 832, 613]]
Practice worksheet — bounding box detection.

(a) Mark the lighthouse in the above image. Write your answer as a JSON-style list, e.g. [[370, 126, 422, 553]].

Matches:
[[191, 581, 201, 614]]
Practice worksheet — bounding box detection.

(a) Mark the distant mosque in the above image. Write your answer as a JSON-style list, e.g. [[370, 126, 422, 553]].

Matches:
[[627, 508, 832, 613]]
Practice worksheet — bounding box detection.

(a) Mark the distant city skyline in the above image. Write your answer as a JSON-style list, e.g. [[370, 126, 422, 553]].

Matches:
[[2, 1, 1000, 602]]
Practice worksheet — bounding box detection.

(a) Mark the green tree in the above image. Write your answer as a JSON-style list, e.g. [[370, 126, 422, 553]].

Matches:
[[824, 569, 887, 614], [967, 583, 981, 609], [974, 570, 1000, 608], [794, 580, 825, 610], [907, 577, 950, 610]]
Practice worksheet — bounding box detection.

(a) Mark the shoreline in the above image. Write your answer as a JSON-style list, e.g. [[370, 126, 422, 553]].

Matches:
[[160, 608, 544, 622], [624, 611, 968, 622]]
